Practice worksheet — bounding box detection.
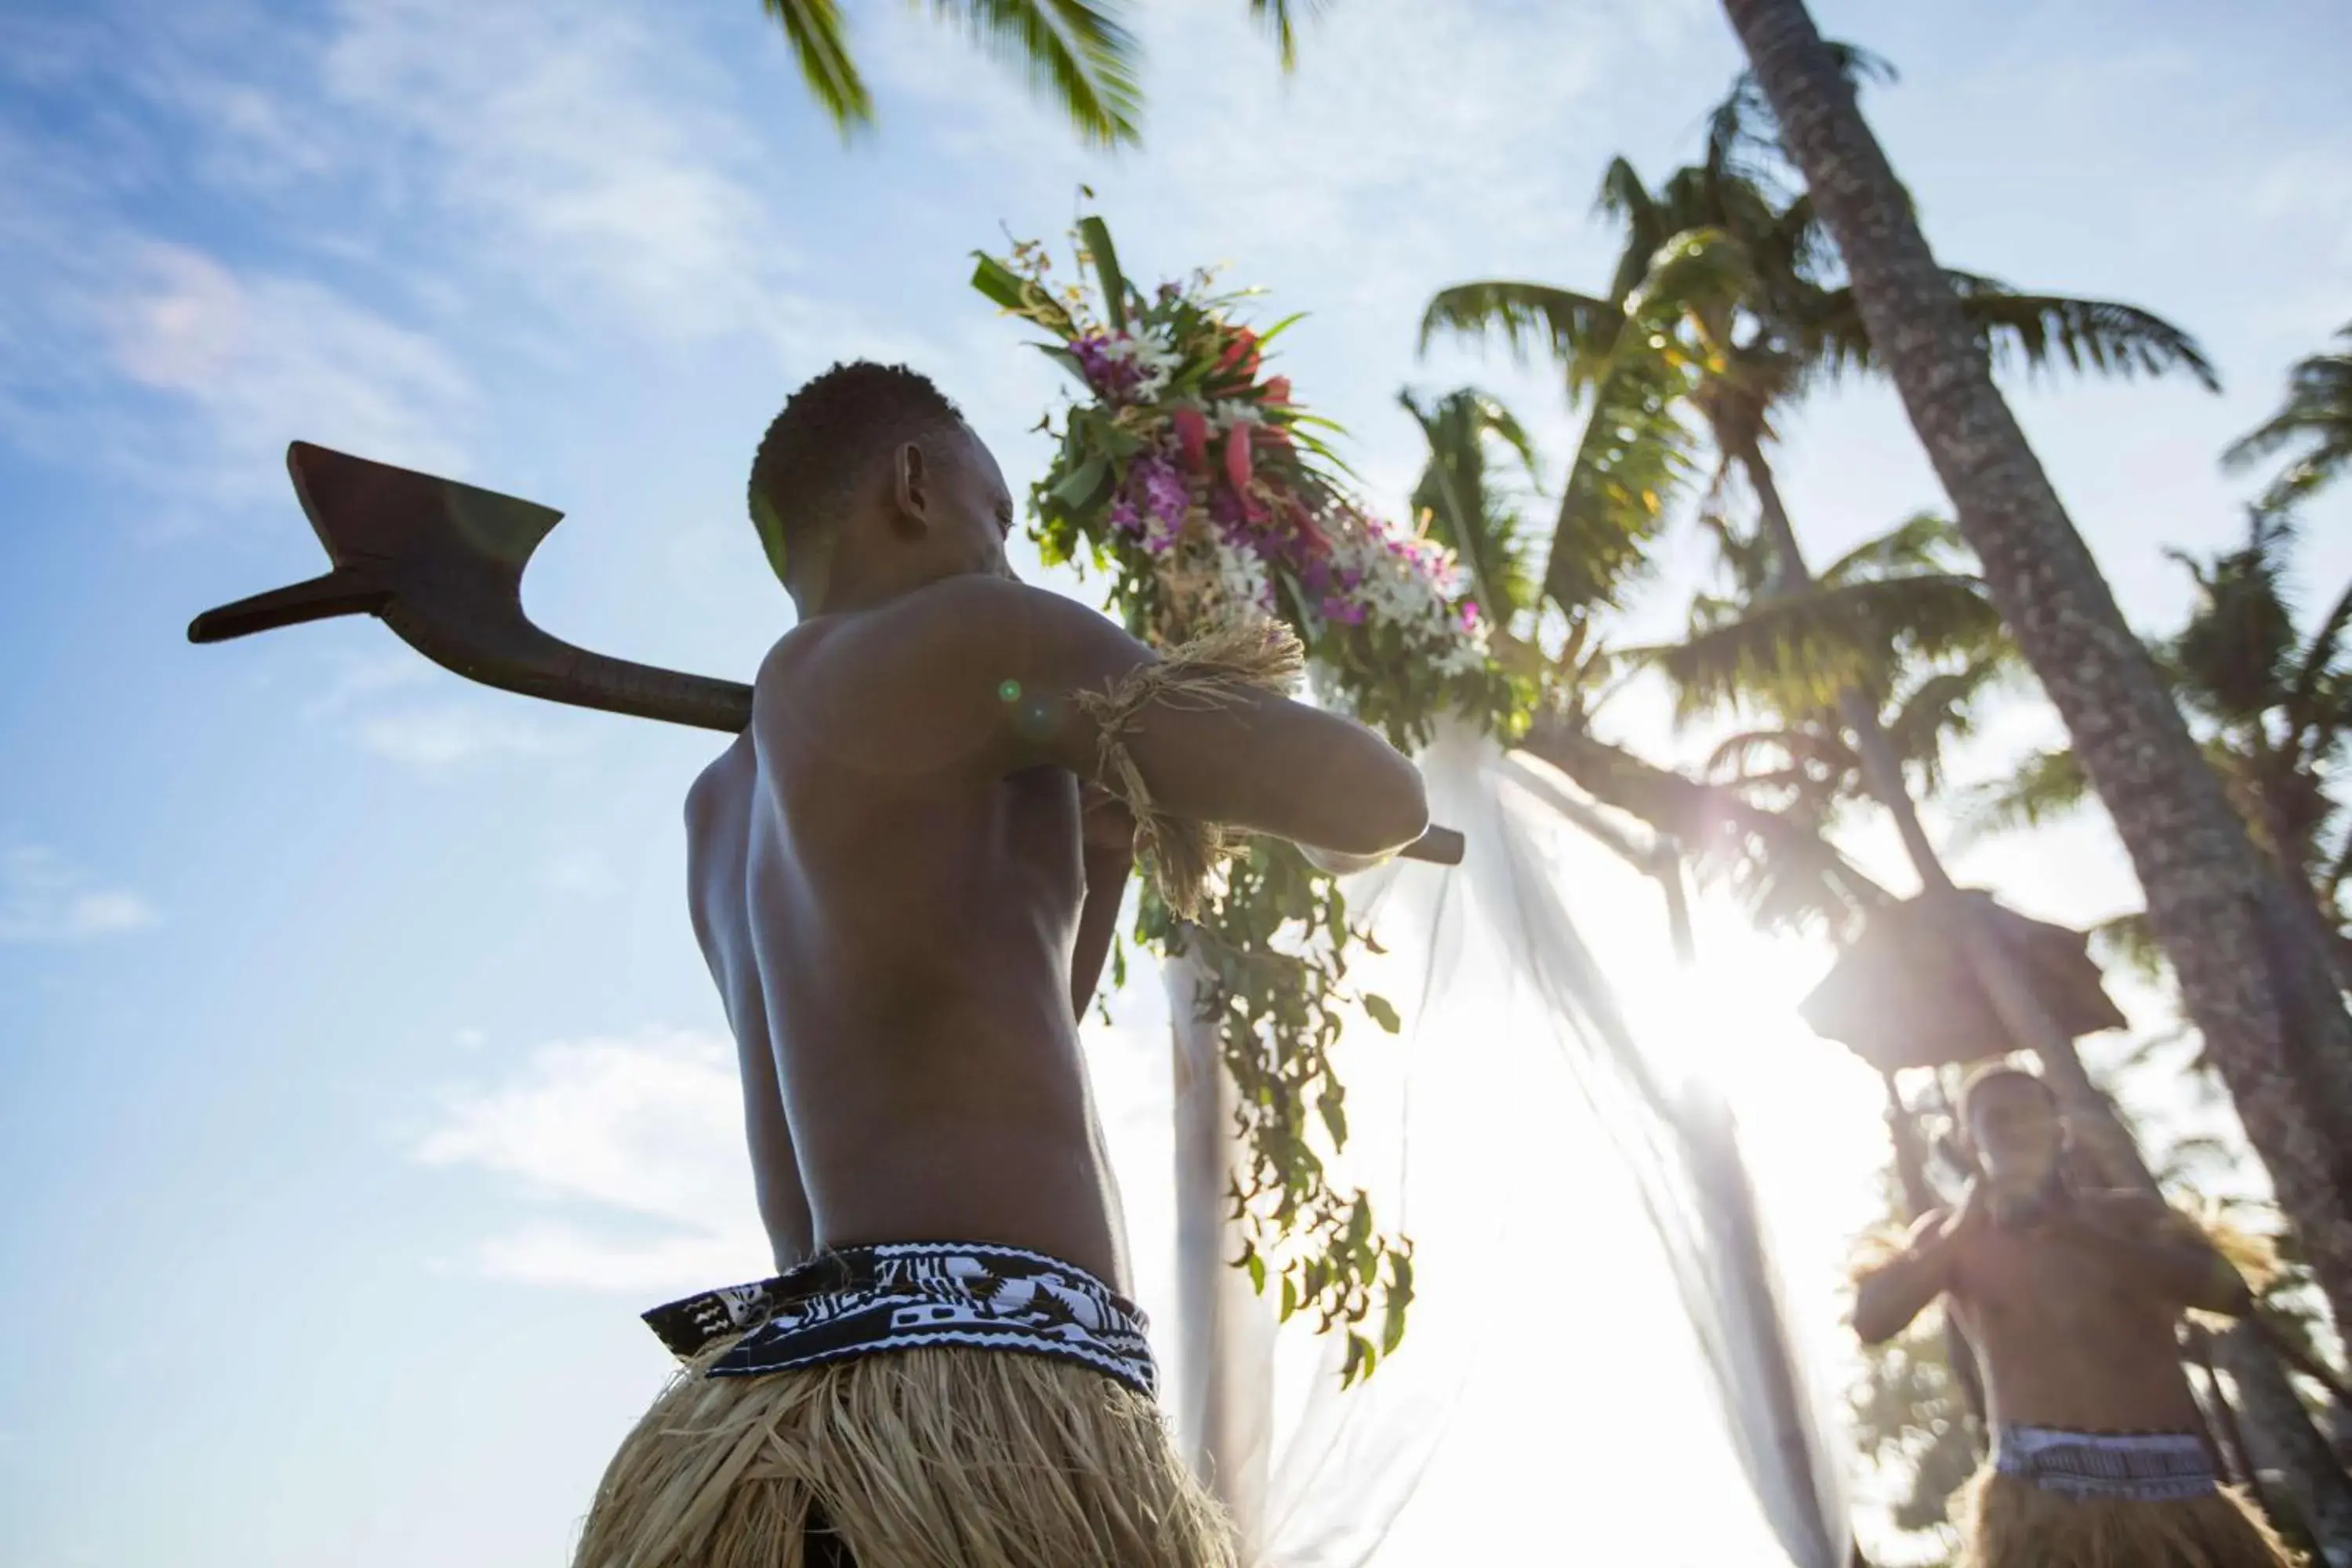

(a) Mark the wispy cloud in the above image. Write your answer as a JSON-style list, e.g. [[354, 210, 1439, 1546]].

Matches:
[[354, 703, 572, 771], [413, 1029, 765, 1291], [0, 846, 161, 943], [321, 0, 843, 352], [0, 0, 887, 526]]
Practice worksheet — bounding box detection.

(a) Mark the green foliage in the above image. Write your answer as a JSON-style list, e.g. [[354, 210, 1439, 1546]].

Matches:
[[1649, 572, 2005, 722], [1849, 1313, 1973, 1555], [1962, 744, 2090, 843], [975, 220, 1509, 1378], [1246, 0, 1329, 69], [2226, 321, 2352, 514], [1399, 387, 1543, 630], [1795, 275, 2219, 394], [760, 0, 1143, 145], [760, 0, 873, 131], [1140, 848, 1409, 1387]]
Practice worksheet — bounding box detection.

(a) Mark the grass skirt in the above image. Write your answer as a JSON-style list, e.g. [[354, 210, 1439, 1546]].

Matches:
[[1959, 1468, 2301, 1568], [572, 1340, 1237, 1568]]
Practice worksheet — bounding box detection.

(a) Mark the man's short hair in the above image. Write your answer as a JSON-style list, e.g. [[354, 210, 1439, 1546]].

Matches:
[[1958, 1062, 2054, 1124], [747, 361, 964, 587]]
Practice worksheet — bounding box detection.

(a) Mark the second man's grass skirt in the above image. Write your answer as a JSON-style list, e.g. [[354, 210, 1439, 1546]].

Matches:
[[1959, 1425, 2299, 1568]]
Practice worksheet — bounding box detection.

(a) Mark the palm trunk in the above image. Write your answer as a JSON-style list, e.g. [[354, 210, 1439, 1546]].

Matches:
[[2216, 1326, 2352, 1566], [1722, 0, 2352, 1344], [1741, 436, 2352, 1547]]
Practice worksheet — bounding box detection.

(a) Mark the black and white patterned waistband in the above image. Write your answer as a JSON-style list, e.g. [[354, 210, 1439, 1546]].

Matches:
[[1994, 1426, 2217, 1502], [641, 1241, 1158, 1399]]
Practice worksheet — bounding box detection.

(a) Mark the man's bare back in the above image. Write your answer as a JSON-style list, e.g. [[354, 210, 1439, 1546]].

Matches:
[[680, 427, 1425, 1298], [686, 608, 1132, 1288]]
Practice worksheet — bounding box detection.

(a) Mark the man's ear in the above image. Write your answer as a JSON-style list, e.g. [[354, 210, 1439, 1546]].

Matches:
[[893, 440, 931, 531]]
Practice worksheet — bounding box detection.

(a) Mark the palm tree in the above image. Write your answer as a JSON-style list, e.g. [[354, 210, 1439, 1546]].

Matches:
[[758, 0, 1314, 145], [2228, 323, 2352, 514], [1421, 133, 2204, 1191], [1977, 509, 2352, 1055], [1396, 384, 1893, 948], [1715, 0, 2352, 1341]]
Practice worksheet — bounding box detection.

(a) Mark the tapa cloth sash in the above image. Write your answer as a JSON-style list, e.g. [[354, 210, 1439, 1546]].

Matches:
[[641, 1240, 1159, 1400], [1994, 1425, 2219, 1502]]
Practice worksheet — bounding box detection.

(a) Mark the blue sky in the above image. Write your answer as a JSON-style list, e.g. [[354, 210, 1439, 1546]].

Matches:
[[2, 0, 2348, 1563]]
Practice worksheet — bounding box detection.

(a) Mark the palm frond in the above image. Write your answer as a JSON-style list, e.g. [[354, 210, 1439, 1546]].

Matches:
[[1797, 275, 2219, 393], [1818, 512, 1970, 584], [2288, 571, 2352, 750], [1887, 656, 2011, 793], [1417, 281, 1618, 386], [1246, 0, 1326, 68], [1402, 387, 1540, 630], [1641, 574, 2004, 721], [761, 0, 875, 132], [1704, 728, 1858, 812], [2165, 509, 2301, 726], [2224, 328, 2352, 513], [931, 0, 1143, 148], [1624, 227, 1757, 342], [1961, 746, 2092, 842], [1541, 335, 1699, 615], [1592, 158, 1668, 306], [1704, 39, 1896, 193], [1518, 713, 1886, 940], [2090, 910, 2167, 981]]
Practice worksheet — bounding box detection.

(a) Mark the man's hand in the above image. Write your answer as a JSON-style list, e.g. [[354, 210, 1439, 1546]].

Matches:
[[1855, 1196, 1977, 1345], [1080, 782, 1138, 860]]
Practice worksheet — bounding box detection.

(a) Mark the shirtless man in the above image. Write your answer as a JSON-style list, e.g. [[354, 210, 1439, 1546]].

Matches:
[[572, 361, 1430, 1568], [1853, 1064, 2296, 1568]]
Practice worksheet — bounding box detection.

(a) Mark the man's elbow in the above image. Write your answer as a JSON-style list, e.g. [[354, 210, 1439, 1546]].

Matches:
[[1341, 751, 1429, 855]]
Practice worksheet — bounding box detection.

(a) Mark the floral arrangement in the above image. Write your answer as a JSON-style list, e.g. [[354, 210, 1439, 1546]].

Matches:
[[973, 218, 1506, 1384], [973, 220, 1508, 750]]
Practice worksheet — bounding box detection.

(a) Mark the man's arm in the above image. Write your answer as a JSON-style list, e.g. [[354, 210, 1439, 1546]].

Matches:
[[805, 575, 1430, 858], [2051, 1192, 2252, 1316], [1069, 786, 1135, 1021], [1853, 1191, 1981, 1345]]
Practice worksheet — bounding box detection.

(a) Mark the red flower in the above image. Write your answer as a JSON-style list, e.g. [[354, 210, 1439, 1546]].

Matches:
[[1261, 376, 1291, 407], [1213, 328, 1261, 383], [1171, 406, 1210, 470], [1225, 423, 1255, 498]]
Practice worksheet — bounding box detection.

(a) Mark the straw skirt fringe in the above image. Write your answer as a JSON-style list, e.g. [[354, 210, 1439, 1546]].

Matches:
[[1960, 1468, 2301, 1568], [572, 1341, 1237, 1568]]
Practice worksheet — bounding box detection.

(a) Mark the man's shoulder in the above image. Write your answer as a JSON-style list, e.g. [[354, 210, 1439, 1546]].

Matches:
[[2074, 1188, 2194, 1235], [751, 580, 1033, 694], [684, 731, 757, 838]]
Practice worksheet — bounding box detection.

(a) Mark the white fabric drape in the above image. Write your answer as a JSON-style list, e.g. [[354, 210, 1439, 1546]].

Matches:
[[1159, 728, 1851, 1566]]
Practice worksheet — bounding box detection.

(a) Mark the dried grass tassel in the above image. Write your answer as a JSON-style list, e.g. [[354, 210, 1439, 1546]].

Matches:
[[1075, 616, 1305, 919]]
